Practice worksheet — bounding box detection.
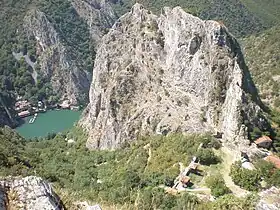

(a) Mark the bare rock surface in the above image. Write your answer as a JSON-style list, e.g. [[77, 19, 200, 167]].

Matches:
[[0, 176, 63, 210], [80, 4, 268, 149], [23, 10, 91, 105], [256, 187, 280, 210], [71, 0, 118, 46]]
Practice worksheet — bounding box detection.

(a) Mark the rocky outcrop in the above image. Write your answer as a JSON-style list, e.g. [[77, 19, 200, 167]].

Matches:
[[80, 4, 268, 149], [71, 0, 118, 47], [256, 187, 280, 210], [23, 10, 91, 105], [0, 176, 63, 210], [0, 185, 7, 210]]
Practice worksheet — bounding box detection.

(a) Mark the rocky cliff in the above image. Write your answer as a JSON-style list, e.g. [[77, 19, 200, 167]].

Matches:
[[80, 4, 269, 150], [0, 176, 63, 210], [71, 0, 118, 47], [23, 10, 91, 105]]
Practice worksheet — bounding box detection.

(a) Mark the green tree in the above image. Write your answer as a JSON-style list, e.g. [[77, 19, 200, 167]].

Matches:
[[197, 148, 220, 165], [206, 175, 231, 197], [230, 162, 260, 191]]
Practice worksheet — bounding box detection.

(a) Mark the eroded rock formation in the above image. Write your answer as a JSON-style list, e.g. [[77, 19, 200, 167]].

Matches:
[[0, 176, 63, 210]]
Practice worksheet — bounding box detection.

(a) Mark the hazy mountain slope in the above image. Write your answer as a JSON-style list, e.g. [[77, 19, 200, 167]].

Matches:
[[242, 26, 280, 109], [241, 0, 280, 26]]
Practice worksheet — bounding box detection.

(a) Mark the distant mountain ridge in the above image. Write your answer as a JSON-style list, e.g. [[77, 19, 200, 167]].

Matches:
[[110, 0, 280, 37]]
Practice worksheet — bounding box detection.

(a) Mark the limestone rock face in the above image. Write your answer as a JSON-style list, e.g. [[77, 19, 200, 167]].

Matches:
[[71, 0, 118, 46], [80, 4, 268, 149], [23, 10, 91, 105], [0, 176, 63, 210], [256, 187, 280, 210]]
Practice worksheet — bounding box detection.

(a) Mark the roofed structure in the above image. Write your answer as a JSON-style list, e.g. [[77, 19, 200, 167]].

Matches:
[[254, 136, 272, 148]]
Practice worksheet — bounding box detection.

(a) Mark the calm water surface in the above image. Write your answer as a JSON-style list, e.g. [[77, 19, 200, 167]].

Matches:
[[15, 110, 82, 139]]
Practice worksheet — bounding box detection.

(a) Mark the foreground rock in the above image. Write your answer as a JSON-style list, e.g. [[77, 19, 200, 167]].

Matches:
[[0, 176, 63, 210], [256, 187, 280, 210], [80, 4, 269, 149]]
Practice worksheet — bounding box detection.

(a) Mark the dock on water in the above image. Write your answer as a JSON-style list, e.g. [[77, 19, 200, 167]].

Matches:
[[29, 113, 38, 124]]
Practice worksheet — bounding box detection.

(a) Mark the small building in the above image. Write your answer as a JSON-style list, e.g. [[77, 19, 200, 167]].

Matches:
[[15, 100, 31, 111], [180, 176, 191, 188], [60, 100, 70, 109], [38, 101, 44, 108], [18, 110, 30, 118], [264, 155, 280, 169], [254, 136, 272, 148], [190, 163, 199, 171]]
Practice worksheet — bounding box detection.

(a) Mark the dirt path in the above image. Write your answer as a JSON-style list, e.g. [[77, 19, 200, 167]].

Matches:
[[221, 147, 250, 197]]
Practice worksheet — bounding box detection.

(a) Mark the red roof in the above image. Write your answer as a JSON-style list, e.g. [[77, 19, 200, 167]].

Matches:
[[265, 155, 280, 169], [254, 136, 272, 145]]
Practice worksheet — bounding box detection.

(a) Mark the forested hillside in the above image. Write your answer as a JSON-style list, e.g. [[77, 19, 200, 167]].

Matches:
[[241, 0, 280, 26], [0, 0, 93, 126], [111, 0, 280, 37], [243, 26, 280, 109], [0, 126, 262, 209]]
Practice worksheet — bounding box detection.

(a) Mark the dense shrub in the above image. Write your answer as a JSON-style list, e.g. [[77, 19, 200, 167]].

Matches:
[[230, 162, 260, 191], [255, 160, 280, 187], [206, 175, 231, 197], [196, 148, 221, 165]]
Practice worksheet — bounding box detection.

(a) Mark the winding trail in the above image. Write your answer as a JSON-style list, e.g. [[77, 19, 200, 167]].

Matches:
[[220, 147, 250, 197]]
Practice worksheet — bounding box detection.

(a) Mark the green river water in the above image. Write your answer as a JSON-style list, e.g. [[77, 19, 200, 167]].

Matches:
[[15, 110, 82, 139]]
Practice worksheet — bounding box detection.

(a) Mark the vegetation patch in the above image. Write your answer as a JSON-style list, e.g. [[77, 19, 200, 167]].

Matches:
[[230, 160, 280, 192]]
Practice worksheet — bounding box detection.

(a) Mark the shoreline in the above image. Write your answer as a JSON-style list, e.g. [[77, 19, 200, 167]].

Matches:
[[15, 109, 82, 139]]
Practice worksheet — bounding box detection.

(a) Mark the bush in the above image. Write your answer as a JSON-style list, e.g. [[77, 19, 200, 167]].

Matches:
[[206, 175, 231, 197], [230, 162, 260, 191], [196, 148, 220, 165], [201, 136, 222, 149], [255, 159, 280, 187]]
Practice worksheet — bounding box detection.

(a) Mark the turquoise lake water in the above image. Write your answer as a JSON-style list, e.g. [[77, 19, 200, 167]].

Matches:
[[15, 110, 82, 139]]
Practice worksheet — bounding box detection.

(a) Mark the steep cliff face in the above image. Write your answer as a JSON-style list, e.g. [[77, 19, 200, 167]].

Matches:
[[23, 10, 91, 105], [71, 0, 118, 46], [80, 4, 268, 150], [0, 176, 64, 210]]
